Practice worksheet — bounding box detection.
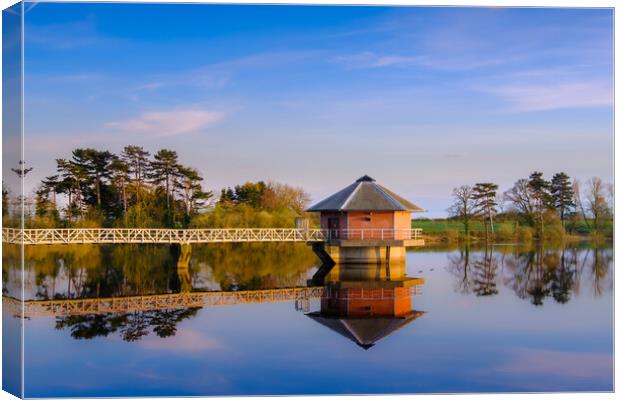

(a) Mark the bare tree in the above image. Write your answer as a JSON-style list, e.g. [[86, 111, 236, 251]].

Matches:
[[261, 182, 311, 214], [587, 177, 610, 234], [504, 179, 533, 220], [572, 179, 590, 230], [447, 185, 476, 238], [606, 182, 614, 218]]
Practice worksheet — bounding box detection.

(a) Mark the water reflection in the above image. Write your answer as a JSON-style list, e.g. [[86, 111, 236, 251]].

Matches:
[[3, 242, 317, 300], [3, 242, 319, 343], [2, 242, 613, 344], [55, 307, 200, 341], [446, 246, 500, 296], [307, 262, 424, 349], [2, 242, 613, 395], [446, 243, 613, 306]]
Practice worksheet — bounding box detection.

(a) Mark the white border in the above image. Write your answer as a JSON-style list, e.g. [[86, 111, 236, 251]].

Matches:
[[0, 1, 616, 400]]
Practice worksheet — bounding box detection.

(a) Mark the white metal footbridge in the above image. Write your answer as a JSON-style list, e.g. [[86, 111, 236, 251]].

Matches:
[[2, 228, 423, 245], [3, 287, 326, 318]]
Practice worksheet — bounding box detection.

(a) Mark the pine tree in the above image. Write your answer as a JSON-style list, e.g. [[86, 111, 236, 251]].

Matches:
[[219, 188, 235, 206], [472, 182, 498, 240], [41, 175, 60, 207], [56, 158, 88, 218], [70, 148, 115, 208], [2, 183, 9, 221], [110, 158, 130, 214], [121, 145, 150, 203], [528, 171, 553, 237], [550, 172, 575, 228], [176, 166, 212, 219], [150, 149, 180, 224], [34, 183, 58, 220]]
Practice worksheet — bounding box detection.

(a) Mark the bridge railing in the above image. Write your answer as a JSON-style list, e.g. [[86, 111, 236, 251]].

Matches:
[[1, 227, 327, 245], [325, 228, 423, 241], [3, 287, 326, 317], [2, 227, 423, 245]]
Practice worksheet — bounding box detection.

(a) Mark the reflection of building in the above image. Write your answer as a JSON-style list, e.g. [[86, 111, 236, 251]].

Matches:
[[307, 263, 424, 349], [306, 175, 425, 264]]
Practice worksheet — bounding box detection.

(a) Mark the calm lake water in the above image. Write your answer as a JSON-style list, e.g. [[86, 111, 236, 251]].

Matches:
[[2, 242, 614, 397]]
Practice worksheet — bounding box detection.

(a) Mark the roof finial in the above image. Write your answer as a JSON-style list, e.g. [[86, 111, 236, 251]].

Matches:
[[356, 175, 375, 182]]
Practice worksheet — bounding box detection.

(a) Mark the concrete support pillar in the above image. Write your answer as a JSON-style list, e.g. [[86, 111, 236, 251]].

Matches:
[[177, 244, 192, 292], [323, 245, 406, 265]]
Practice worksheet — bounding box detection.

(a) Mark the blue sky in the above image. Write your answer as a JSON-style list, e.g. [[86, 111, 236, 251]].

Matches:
[[21, 4, 613, 216]]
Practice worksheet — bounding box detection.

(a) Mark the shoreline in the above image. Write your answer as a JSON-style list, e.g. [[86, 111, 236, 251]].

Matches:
[[419, 233, 611, 246]]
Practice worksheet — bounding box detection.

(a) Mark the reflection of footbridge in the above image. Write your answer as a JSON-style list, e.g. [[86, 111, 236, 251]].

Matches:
[[3, 287, 326, 318], [1, 228, 423, 245]]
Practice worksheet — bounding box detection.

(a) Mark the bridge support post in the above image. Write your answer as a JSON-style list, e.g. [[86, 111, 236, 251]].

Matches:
[[176, 244, 192, 292]]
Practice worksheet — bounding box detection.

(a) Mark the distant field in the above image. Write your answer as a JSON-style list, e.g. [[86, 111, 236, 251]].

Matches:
[[412, 218, 613, 236], [411, 219, 513, 234]]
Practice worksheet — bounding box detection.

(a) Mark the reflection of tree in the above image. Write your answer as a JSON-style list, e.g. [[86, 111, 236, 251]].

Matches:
[[527, 248, 553, 306], [55, 308, 200, 341], [447, 246, 472, 294], [2, 244, 15, 295], [121, 311, 150, 342], [151, 308, 199, 338], [55, 313, 127, 340], [503, 246, 551, 306], [192, 243, 317, 290], [591, 247, 612, 297], [16, 245, 205, 343], [566, 246, 582, 297], [447, 245, 505, 297], [472, 247, 498, 296], [550, 249, 574, 304], [15, 242, 318, 300], [110, 245, 179, 295], [14, 245, 183, 300], [501, 245, 589, 306]]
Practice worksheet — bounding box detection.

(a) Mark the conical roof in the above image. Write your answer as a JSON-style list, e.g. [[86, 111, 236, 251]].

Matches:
[[306, 311, 424, 350], [306, 175, 424, 212]]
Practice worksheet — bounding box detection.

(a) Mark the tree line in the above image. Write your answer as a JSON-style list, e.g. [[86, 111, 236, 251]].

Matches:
[[190, 180, 312, 228], [448, 171, 613, 241], [3, 145, 313, 229], [27, 146, 213, 228]]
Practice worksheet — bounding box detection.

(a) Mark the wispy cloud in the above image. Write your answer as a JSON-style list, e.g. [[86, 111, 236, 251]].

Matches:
[[107, 108, 224, 136], [138, 50, 321, 92], [333, 51, 425, 69], [331, 48, 521, 71], [483, 81, 612, 112]]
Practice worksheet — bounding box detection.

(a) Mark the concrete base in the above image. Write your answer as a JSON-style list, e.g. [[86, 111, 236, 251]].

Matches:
[[324, 262, 407, 282], [324, 245, 406, 265], [308, 242, 416, 285], [327, 277, 425, 288], [327, 239, 425, 248]]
